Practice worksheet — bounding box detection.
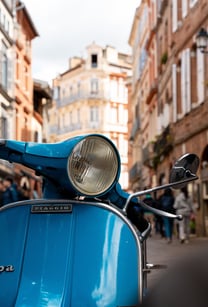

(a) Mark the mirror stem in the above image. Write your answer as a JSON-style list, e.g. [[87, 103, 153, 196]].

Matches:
[[123, 175, 198, 213]]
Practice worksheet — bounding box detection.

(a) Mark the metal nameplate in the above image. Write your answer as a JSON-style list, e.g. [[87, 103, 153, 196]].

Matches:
[[31, 204, 73, 214]]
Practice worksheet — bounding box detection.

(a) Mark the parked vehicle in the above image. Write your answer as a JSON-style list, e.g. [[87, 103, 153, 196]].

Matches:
[[0, 134, 199, 306]]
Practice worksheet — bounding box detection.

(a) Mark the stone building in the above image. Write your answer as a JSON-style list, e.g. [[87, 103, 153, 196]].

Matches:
[[49, 43, 132, 190]]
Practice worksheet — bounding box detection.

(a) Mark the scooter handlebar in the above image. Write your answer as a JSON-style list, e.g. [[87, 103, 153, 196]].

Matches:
[[0, 139, 74, 197]]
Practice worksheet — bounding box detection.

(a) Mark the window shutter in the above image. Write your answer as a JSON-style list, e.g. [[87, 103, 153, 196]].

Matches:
[[182, 0, 188, 18], [172, 0, 178, 32], [172, 64, 177, 122], [7, 58, 13, 92], [186, 49, 191, 113], [181, 51, 186, 115], [197, 49, 205, 104], [0, 50, 3, 86]]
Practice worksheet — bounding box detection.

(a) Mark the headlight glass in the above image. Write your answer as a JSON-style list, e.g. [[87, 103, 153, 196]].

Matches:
[[67, 136, 119, 196]]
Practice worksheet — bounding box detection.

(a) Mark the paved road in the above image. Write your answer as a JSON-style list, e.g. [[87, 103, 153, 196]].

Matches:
[[145, 234, 208, 290]]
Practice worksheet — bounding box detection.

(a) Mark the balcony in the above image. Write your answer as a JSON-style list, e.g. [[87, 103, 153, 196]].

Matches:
[[56, 90, 108, 108], [152, 125, 174, 169], [129, 161, 142, 182], [146, 80, 158, 105], [142, 142, 154, 167], [130, 118, 140, 141], [49, 122, 82, 135]]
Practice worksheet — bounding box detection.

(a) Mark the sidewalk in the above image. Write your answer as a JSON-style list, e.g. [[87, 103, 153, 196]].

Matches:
[[145, 234, 208, 289]]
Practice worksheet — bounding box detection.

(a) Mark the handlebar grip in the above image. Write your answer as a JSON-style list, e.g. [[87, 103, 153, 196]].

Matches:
[[176, 214, 183, 221]]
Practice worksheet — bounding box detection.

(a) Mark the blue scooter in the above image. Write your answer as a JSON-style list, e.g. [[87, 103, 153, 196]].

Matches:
[[0, 134, 199, 306]]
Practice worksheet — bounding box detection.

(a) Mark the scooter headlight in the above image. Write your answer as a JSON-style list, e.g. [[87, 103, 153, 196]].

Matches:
[[67, 135, 120, 196]]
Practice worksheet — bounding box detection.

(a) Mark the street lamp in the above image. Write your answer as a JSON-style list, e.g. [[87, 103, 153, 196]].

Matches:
[[196, 28, 208, 53]]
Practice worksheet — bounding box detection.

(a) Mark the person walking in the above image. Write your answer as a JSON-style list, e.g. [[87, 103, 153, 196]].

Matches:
[[0, 179, 5, 207], [173, 186, 194, 244], [160, 188, 175, 243], [143, 192, 164, 237], [2, 176, 19, 206]]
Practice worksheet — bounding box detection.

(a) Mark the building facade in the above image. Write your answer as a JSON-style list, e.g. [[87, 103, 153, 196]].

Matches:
[[129, 0, 158, 191], [0, 1, 51, 197], [129, 0, 208, 236], [0, 0, 15, 177], [49, 43, 132, 190], [14, 0, 38, 142]]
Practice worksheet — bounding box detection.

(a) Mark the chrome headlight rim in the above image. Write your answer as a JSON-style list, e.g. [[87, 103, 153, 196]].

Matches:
[[67, 135, 120, 197]]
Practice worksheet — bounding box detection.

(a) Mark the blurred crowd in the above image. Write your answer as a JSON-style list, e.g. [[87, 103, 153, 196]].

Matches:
[[0, 176, 30, 207], [142, 186, 197, 244]]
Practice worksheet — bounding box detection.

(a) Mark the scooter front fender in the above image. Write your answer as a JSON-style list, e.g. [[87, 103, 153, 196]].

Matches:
[[0, 200, 143, 307]]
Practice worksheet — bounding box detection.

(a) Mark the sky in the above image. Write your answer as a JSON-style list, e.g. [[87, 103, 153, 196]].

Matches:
[[23, 0, 140, 84]]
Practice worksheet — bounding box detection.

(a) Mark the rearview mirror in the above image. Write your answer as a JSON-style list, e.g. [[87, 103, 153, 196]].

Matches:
[[169, 153, 199, 189]]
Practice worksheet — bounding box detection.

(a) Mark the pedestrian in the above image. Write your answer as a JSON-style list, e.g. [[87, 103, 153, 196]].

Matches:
[[160, 188, 175, 243], [173, 186, 194, 244], [143, 192, 164, 237], [2, 176, 19, 206], [0, 179, 5, 207]]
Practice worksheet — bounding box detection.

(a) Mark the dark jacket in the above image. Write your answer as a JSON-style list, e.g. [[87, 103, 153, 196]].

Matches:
[[2, 184, 19, 206], [160, 189, 175, 214]]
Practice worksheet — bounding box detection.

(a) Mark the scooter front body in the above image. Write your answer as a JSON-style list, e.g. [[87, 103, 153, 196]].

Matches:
[[0, 199, 142, 307]]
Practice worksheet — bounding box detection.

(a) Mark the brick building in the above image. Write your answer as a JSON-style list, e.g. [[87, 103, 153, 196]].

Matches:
[[129, 0, 208, 235], [0, 1, 52, 198]]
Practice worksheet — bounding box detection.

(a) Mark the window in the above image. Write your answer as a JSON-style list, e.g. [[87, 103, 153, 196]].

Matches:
[[69, 111, 73, 125], [62, 88, 65, 98], [0, 117, 7, 138], [34, 131, 39, 142], [2, 53, 8, 89], [77, 82, 81, 97], [90, 106, 99, 122], [2, 14, 5, 28], [197, 49, 205, 104], [77, 109, 80, 122], [24, 66, 28, 91], [172, 0, 178, 32], [181, 49, 191, 114], [118, 78, 125, 101], [1, 46, 12, 91], [110, 106, 118, 123], [190, 49, 197, 104], [139, 48, 147, 73], [110, 79, 118, 101], [70, 85, 73, 96], [182, 0, 188, 18], [118, 106, 128, 124], [5, 20, 9, 33], [172, 64, 177, 122], [53, 86, 60, 100], [91, 54, 98, 68], [91, 78, 98, 94], [190, 0, 198, 8]]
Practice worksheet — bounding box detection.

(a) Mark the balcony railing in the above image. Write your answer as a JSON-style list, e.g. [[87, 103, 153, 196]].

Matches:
[[56, 90, 109, 108], [142, 142, 154, 167], [146, 80, 158, 105], [130, 118, 140, 141], [129, 161, 142, 182], [152, 125, 174, 168], [49, 122, 82, 135]]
